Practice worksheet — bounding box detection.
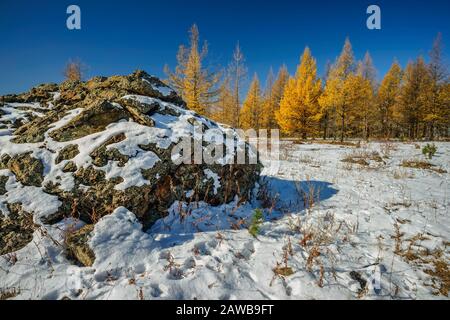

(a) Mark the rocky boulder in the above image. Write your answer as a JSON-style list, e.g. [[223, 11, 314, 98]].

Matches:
[[0, 70, 262, 262]]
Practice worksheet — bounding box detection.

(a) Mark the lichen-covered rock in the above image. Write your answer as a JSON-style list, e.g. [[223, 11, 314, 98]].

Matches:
[[0, 204, 37, 255], [55, 145, 80, 164], [62, 161, 77, 173], [5, 153, 44, 187], [0, 175, 8, 195], [49, 101, 130, 142], [65, 224, 95, 267], [0, 70, 262, 254]]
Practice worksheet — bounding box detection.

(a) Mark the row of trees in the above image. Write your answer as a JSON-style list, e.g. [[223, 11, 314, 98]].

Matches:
[[165, 25, 449, 140]]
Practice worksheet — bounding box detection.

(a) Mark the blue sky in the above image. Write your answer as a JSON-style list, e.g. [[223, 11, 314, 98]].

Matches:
[[0, 0, 448, 95]]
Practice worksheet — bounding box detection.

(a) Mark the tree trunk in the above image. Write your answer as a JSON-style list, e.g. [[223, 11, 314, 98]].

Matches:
[[323, 113, 328, 140]]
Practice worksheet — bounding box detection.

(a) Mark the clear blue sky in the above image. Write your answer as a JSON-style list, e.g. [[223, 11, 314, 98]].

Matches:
[[0, 0, 448, 95]]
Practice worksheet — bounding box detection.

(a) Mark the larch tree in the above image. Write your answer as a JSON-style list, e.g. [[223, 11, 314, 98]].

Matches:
[[228, 42, 247, 127], [64, 59, 85, 81], [319, 38, 356, 142], [260, 67, 275, 129], [346, 70, 374, 139], [211, 76, 234, 125], [397, 57, 431, 139], [355, 52, 377, 139], [164, 24, 220, 116], [277, 47, 322, 138], [426, 33, 449, 139], [319, 60, 333, 139], [262, 65, 289, 130], [240, 74, 263, 130], [377, 61, 403, 138]]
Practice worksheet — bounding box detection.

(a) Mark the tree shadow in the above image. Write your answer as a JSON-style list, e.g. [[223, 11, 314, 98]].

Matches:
[[263, 176, 338, 213]]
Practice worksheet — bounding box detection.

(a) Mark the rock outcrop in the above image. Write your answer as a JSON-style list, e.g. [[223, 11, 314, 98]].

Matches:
[[0, 70, 262, 263]]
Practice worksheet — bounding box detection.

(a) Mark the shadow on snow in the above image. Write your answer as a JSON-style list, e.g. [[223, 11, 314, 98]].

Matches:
[[149, 176, 338, 249]]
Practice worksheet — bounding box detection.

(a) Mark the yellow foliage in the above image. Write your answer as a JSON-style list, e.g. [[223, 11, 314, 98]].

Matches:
[[276, 48, 322, 138], [165, 25, 220, 116], [240, 74, 263, 129]]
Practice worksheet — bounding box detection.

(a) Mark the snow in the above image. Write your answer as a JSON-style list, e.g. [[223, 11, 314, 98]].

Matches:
[[1, 172, 61, 222], [0, 104, 45, 129], [1, 100, 449, 300], [102, 151, 159, 190]]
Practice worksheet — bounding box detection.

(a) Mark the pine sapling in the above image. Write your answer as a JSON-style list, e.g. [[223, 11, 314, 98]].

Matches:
[[422, 143, 437, 159], [248, 209, 264, 238]]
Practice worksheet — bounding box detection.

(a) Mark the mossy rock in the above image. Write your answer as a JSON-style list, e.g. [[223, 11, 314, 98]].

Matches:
[[0, 175, 8, 195], [90, 133, 129, 167], [7, 153, 44, 187], [49, 101, 130, 142], [74, 166, 107, 186], [12, 106, 72, 144], [56, 145, 80, 164], [1, 70, 262, 232], [62, 161, 77, 173], [0, 204, 37, 255], [66, 224, 95, 267]]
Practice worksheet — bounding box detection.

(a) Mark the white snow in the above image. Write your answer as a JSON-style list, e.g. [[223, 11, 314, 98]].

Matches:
[[1, 100, 449, 300], [1, 172, 61, 222]]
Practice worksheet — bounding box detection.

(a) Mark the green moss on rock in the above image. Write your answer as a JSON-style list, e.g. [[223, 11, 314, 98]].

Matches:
[[0, 204, 37, 255], [7, 153, 44, 187], [56, 145, 80, 164], [65, 224, 95, 267]]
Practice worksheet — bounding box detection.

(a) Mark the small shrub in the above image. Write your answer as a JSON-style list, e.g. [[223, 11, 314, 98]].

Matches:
[[422, 143, 437, 159], [248, 209, 264, 238]]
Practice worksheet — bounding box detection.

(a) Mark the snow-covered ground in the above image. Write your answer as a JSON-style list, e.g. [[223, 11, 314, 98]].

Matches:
[[1, 140, 449, 300]]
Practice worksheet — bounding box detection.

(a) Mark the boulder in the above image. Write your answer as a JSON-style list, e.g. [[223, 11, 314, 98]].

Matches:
[[0, 70, 262, 256]]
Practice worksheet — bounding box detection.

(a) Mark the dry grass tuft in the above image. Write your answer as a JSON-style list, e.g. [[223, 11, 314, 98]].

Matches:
[[401, 160, 447, 174], [0, 287, 20, 300], [391, 224, 449, 296], [341, 151, 384, 166]]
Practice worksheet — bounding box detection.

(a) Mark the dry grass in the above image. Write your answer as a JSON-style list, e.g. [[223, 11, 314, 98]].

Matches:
[[0, 287, 20, 300], [271, 238, 295, 285], [314, 140, 360, 147], [341, 151, 384, 166], [391, 223, 449, 297], [401, 160, 447, 174], [295, 178, 321, 211], [298, 155, 323, 168], [285, 211, 355, 289]]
